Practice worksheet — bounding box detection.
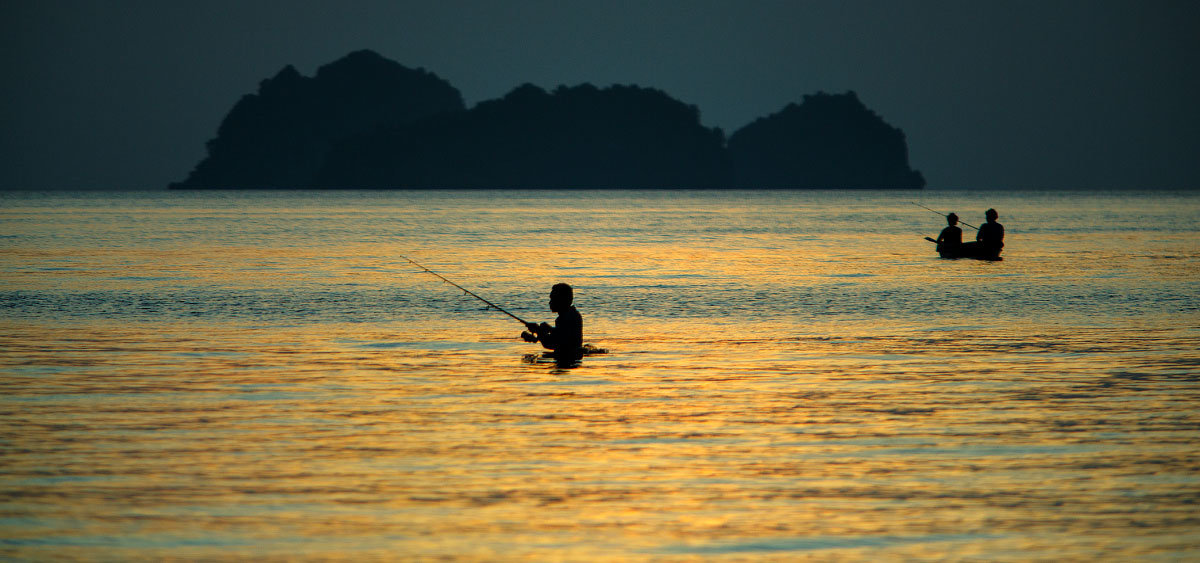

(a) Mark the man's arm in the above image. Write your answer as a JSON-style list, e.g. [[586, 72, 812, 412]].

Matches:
[[523, 322, 557, 349]]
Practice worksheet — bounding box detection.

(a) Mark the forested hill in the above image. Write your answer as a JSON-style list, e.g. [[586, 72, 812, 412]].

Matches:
[[171, 50, 924, 189]]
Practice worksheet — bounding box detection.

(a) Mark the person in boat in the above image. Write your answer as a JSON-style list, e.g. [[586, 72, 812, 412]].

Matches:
[[976, 208, 1004, 255], [521, 283, 583, 359], [935, 212, 963, 255], [953, 208, 1005, 258]]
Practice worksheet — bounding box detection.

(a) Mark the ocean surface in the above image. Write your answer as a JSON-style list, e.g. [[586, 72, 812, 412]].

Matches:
[[1, 189, 1198, 560]]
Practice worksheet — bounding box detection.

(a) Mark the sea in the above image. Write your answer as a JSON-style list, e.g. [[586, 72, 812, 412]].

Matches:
[[1, 188, 1198, 560]]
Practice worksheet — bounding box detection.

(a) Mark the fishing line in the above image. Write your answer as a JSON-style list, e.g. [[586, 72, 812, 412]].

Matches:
[[399, 255, 529, 326], [911, 201, 978, 230]]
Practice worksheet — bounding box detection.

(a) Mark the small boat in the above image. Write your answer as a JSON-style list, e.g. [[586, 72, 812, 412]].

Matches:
[[924, 237, 1003, 261]]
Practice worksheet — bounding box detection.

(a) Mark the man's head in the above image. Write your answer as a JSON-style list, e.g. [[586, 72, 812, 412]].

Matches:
[[986, 208, 999, 222], [549, 283, 573, 312], [947, 213, 958, 226]]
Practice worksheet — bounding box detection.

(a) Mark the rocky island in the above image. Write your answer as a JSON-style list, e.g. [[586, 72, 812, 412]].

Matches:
[[728, 92, 925, 189], [171, 50, 924, 189]]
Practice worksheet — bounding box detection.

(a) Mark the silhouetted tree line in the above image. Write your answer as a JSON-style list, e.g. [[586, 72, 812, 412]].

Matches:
[[171, 50, 924, 189]]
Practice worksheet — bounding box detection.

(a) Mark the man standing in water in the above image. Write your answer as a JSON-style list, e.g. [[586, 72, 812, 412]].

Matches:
[[521, 283, 583, 358]]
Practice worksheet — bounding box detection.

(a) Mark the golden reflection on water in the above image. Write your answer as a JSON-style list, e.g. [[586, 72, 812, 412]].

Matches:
[[1, 190, 1199, 559], [3, 316, 1198, 560]]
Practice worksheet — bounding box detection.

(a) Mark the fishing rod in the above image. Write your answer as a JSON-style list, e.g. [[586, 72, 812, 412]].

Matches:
[[911, 201, 978, 230], [400, 255, 529, 326]]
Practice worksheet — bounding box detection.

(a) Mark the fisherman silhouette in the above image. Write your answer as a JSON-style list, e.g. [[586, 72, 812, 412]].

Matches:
[[935, 212, 963, 256], [521, 283, 583, 361], [976, 208, 1004, 254]]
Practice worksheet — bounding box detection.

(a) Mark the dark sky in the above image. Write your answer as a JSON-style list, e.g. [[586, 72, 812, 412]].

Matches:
[[3, 0, 1198, 189]]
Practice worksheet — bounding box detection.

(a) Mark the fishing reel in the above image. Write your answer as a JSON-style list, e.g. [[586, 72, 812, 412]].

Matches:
[[521, 321, 553, 342]]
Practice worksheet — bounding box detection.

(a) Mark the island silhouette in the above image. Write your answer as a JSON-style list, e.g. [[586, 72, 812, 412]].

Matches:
[[170, 50, 924, 190]]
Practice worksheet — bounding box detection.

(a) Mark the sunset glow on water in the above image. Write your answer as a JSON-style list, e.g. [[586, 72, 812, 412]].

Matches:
[[2, 189, 1198, 559]]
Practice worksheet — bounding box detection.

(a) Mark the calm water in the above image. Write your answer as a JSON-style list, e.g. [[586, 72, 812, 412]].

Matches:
[[2, 189, 1198, 560]]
